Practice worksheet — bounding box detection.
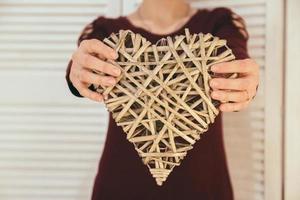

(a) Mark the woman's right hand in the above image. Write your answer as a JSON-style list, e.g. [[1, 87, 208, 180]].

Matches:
[[69, 39, 121, 102]]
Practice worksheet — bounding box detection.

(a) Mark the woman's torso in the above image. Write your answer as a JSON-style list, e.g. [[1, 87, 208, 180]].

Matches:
[[74, 7, 249, 200]]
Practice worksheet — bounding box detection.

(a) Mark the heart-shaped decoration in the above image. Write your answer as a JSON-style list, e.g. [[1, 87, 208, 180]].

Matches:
[[94, 29, 235, 186]]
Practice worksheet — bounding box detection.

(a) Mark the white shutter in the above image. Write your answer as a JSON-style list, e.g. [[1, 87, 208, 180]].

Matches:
[[285, 0, 300, 199], [122, 0, 283, 200], [0, 1, 121, 200]]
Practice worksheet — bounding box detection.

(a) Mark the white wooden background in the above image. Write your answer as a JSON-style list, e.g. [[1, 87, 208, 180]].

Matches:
[[284, 0, 300, 199], [0, 0, 284, 200]]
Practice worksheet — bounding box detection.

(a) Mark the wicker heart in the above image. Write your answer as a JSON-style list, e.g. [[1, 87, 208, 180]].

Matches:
[[94, 29, 235, 186]]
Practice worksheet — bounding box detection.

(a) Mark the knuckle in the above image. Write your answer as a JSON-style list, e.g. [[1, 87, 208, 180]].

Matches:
[[243, 58, 250, 64], [89, 39, 100, 49], [243, 58, 251, 65], [79, 40, 88, 49], [90, 38, 98, 43], [241, 59, 251, 70], [248, 58, 256, 66], [247, 59, 258, 71], [88, 40, 96, 50]]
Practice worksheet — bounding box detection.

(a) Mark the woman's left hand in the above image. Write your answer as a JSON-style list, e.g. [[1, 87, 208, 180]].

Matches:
[[210, 58, 259, 112]]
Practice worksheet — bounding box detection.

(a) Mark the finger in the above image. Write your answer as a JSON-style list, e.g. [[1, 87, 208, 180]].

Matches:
[[211, 90, 249, 103], [73, 53, 121, 76], [73, 81, 104, 102], [211, 59, 253, 74], [79, 39, 118, 60], [210, 78, 250, 90], [77, 68, 117, 87], [219, 101, 249, 112]]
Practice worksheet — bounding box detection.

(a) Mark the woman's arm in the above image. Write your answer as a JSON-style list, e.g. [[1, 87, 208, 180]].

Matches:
[[210, 8, 259, 112]]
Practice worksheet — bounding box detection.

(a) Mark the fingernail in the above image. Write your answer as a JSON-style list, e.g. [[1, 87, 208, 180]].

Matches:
[[210, 80, 218, 87], [111, 51, 118, 59], [211, 65, 219, 72], [107, 78, 116, 85], [113, 68, 121, 76], [211, 92, 219, 98], [219, 105, 226, 112]]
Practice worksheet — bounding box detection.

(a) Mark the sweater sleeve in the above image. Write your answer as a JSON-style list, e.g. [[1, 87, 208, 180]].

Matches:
[[212, 8, 250, 60], [65, 16, 109, 97]]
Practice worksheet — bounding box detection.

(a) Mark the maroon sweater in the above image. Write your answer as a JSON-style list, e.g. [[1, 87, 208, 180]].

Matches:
[[65, 8, 249, 200]]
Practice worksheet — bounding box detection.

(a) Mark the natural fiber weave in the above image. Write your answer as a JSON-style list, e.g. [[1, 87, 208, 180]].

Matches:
[[94, 29, 235, 186]]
